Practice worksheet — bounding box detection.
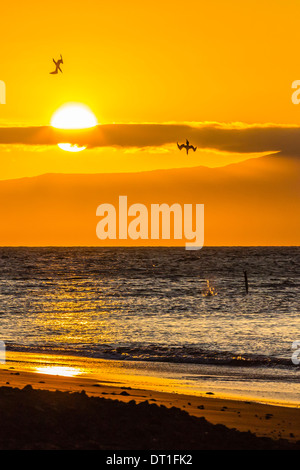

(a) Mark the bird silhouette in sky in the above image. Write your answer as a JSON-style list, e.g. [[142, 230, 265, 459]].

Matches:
[[50, 55, 63, 74], [177, 139, 197, 155]]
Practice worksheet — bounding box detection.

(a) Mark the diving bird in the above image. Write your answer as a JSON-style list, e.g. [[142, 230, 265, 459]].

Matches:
[[177, 139, 197, 155], [50, 55, 63, 74]]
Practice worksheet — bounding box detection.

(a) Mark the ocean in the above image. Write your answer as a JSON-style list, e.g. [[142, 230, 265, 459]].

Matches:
[[0, 247, 299, 403]]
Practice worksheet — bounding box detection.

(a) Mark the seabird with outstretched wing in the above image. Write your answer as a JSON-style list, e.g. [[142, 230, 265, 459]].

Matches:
[[177, 139, 197, 155], [50, 55, 63, 74]]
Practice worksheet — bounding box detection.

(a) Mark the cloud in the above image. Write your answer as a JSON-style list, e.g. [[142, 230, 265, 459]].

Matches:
[[0, 122, 299, 156]]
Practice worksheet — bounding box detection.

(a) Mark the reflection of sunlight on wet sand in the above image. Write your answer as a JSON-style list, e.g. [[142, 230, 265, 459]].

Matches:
[[4, 351, 192, 394], [4, 351, 300, 406], [35, 366, 82, 377], [4, 351, 86, 378]]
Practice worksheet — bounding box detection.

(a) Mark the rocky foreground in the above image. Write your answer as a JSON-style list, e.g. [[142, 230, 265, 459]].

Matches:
[[0, 385, 299, 450]]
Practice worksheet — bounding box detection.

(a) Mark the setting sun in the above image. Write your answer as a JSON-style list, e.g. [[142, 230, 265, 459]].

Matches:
[[51, 103, 97, 152], [57, 143, 88, 152], [51, 103, 97, 129]]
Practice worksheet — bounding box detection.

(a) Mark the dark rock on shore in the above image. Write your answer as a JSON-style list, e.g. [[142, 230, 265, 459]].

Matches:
[[0, 385, 299, 450]]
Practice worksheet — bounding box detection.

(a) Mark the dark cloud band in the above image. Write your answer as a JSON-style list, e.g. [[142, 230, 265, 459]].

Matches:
[[0, 123, 299, 155]]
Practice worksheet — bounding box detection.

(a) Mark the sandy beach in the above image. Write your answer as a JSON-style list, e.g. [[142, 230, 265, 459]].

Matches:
[[0, 362, 299, 450]]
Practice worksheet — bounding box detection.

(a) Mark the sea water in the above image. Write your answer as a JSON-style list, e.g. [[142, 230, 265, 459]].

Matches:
[[0, 247, 299, 403]]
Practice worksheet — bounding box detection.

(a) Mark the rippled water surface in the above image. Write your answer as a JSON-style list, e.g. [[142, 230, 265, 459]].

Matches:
[[0, 247, 299, 371]]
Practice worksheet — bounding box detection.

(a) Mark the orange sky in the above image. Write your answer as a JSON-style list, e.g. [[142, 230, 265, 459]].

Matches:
[[1, 0, 300, 178], [0, 1, 299, 246], [1, 0, 299, 126]]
